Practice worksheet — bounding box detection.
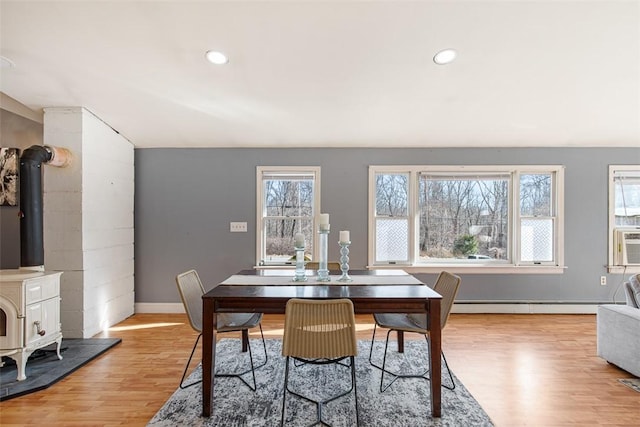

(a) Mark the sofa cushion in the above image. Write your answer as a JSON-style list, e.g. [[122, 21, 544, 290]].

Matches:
[[597, 304, 640, 377], [625, 282, 639, 308], [629, 275, 640, 308]]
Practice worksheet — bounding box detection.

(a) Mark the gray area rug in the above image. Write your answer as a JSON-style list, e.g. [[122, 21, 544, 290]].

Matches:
[[149, 339, 493, 426], [619, 378, 640, 393], [0, 338, 121, 401]]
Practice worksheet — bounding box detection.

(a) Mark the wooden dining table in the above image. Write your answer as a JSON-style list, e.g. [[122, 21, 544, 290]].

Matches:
[[201, 269, 443, 418]]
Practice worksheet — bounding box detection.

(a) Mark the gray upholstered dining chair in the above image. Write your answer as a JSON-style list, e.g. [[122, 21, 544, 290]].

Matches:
[[368, 271, 461, 391], [281, 298, 359, 426], [175, 269, 267, 390]]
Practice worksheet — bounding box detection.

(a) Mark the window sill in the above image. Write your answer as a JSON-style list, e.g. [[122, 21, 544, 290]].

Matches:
[[606, 265, 640, 274], [254, 265, 295, 270], [367, 264, 567, 275]]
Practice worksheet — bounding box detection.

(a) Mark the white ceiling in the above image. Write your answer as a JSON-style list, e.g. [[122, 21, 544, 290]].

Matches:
[[1, 0, 639, 149]]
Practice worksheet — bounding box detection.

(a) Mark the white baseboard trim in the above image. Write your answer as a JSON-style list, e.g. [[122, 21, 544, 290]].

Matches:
[[135, 302, 599, 315], [452, 303, 598, 314], [135, 303, 185, 313]]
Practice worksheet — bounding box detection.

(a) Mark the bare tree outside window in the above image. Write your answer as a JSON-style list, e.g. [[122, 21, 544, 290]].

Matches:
[[375, 174, 407, 216], [519, 173, 554, 261], [375, 173, 409, 262], [370, 166, 563, 268], [418, 176, 508, 261], [262, 172, 316, 263], [520, 174, 552, 217]]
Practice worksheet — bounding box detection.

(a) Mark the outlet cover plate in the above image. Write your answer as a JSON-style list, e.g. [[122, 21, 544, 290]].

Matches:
[[230, 222, 247, 232]]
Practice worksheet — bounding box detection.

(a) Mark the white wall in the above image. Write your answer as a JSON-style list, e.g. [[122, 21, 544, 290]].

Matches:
[[44, 107, 134, 338]]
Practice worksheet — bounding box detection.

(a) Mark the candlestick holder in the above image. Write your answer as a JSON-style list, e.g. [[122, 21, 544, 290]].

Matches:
[[317, 228, 331, 282], [338, 241, 352, 282], [292, 246, 307, 282]]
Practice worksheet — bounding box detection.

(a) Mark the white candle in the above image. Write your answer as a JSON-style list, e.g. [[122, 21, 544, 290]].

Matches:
[[318, 213, 330, 231], [339, 230, 350, 243], [294, 233, 305, 248]]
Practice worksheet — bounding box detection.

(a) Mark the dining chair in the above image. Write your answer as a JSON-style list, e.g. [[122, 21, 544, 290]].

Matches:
[[281, 298, 359, 426], [368, 271, 461, 391], [175, 269, 267, 390]]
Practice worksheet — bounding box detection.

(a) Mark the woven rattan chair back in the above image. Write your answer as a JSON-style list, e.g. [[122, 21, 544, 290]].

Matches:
[[175, 269, 268, 390], [176, 269, 205, 333], [282, 298, 358, 360], [370, 271, 461, 392], [433, 271, 462, 329]]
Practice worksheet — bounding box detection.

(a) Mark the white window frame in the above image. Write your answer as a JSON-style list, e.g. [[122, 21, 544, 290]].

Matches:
[[256, 166, 321, 268], [608, 165, 640, 273], [368, 165, 565, 274]]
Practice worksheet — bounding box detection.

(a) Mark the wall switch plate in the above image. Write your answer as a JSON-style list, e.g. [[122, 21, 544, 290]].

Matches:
[[230, 222, 247, 232], [600, 276, 607, 286]]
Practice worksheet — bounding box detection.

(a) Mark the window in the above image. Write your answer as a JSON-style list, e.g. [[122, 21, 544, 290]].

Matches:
[[608, 165, 640, 270], [369, 165, 564, 273], [610, 166, 640, 228], [256, 167, 320, 266]]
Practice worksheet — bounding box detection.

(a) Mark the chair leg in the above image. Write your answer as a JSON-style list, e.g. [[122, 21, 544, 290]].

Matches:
[[282, 356, 358, 427], [248, 338, 257, 391], [424, 336, 456, 390], [370, 329, 456, 392], [215, 325, 268, 391], [258, 323, 268, 366], [351, 355, 360, 426], [379, 329, 401, 392], [369, 327, 402, 392], [371, 329, 439, 392], [368, 323, 377, 364], [280, 356, 290, 427], [370, 324, 409, 390], [224, 336, 258, 391], [241, 324, 269, 371], [179, 333, 202, 389], [441, 350, 456, 390]]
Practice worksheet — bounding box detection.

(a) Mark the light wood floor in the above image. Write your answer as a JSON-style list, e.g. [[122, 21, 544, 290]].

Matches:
[[0, 313, 638, 426]]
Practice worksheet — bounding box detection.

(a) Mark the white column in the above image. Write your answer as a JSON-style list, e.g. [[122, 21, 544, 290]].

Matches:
[[43, 107, 134, 338]]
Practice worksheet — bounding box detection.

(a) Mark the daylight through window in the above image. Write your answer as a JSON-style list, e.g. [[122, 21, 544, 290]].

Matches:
[[369, 166, 564, 271], [257, 167, 320, 265], [608, 166, 640, 269]]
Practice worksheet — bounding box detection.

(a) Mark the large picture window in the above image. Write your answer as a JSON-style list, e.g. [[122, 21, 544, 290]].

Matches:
[[369, 165, 564, 273], [257, 167, 320, 266]]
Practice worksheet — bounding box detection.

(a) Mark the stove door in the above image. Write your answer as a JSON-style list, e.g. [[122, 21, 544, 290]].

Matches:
[[0, 298, 22, 351], [25, 296, 60, 349]]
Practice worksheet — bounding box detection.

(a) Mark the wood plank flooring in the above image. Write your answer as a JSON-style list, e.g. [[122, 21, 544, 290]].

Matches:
[[0, 313, 638, 426]]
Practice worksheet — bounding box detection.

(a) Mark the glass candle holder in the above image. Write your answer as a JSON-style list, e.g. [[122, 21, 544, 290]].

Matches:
[[338, 241, 352, 282], [317, 228, 331, 282], [293, 246, 307, 282]]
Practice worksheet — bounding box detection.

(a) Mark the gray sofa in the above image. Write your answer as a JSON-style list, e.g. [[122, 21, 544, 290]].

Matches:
[[597, 274, 640, 377]]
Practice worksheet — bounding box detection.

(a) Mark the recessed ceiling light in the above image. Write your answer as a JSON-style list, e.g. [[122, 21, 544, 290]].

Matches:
[[433, 49, 457, 65], [0, 56, 15, 69], [205, 50, 229, 65]]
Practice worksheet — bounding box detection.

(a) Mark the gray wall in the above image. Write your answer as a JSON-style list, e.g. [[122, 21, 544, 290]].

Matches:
[[134, 147, 640, 305]]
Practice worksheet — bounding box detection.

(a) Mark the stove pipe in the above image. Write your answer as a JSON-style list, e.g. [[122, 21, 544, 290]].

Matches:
[[19, 145, 72, 268]]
